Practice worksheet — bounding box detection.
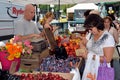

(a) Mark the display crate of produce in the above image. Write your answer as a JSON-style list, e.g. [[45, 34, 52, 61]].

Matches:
[[14, 71, 74, 80], [20, 49, 49, 71]]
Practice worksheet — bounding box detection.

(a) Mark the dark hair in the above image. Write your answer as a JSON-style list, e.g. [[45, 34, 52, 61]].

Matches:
[[84, 10, 91, 18], [84, 14, 104, 31], [107, 14, 115, 21]]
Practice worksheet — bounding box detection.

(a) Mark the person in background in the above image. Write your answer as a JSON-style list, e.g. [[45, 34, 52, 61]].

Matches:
[[103, 16, 119, 44], [14, 4, 43, 40], [80, 14, 115, 80], [40, 12, 58, 33], [89, 10, 100, 15]]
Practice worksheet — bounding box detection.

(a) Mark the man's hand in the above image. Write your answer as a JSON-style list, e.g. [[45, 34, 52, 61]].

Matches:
[[39, 31, 45, 37], [31, 34, 41, 38]]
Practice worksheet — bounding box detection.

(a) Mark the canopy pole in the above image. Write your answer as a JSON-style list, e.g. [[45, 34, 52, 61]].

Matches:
[[57, 0, 60, 20]]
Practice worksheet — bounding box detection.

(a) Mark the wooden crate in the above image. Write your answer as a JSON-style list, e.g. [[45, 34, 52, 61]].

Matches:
[[20, 49, 49, 71], [42, 72, 74, 80], [20, 54, 40, 71], [14, 71, 74, 80]]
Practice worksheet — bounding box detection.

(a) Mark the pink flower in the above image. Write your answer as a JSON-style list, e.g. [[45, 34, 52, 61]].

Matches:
[[24, 40, 31, 46], [27, 45, 33, 49], [13, 36, 21, 42], [27, 49, 32, 54]]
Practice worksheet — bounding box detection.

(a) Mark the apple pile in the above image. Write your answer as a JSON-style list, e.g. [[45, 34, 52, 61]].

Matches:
[[18, 72, 68, 80]]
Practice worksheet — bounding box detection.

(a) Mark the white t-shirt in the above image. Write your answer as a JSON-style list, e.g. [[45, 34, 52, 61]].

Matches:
[[86, 30, 115, 56], [14, 18, 40, 36]]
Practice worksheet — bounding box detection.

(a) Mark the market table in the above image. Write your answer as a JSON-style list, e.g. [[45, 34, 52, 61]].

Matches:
[[20, 49, 83, 80]]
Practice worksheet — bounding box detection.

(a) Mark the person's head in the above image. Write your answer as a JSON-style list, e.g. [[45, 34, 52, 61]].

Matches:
[[103, 16, 113, 28], [89, 10, 100, 16], [84, 10, 91, 19], [24, 4, 35, 21], [84, 14, 104, 34], [41, 12, 55, 25], [107, 14, 115, 21]]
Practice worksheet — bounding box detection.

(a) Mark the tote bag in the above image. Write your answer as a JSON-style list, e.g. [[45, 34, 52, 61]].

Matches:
[[97, 58, 114, 80]]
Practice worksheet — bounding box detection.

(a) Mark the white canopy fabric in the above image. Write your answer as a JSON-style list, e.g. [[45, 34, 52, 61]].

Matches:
[[10, 0, 120, 5], [67, 3, 98, 13]]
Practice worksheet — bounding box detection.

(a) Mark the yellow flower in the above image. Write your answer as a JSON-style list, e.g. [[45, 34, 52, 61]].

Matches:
[[0, 36, 33, 61], [14, 52, 21, 58]]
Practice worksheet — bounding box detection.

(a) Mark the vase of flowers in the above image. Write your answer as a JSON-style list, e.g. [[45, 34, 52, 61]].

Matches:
[[0, 36, 33, 72]]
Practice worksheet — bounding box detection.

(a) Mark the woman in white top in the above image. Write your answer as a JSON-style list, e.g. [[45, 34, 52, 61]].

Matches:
[[80, 14, 115, 80]]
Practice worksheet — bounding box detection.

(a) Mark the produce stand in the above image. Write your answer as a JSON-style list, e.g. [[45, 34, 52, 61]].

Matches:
[[3, 28, 84, 80]]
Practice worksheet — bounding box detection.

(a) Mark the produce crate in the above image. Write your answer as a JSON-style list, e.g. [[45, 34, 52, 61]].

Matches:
[[42, 72, 74, 80], [20, 49, 49, 71], [20, 49, 83, 80], [14, 71, 74, 80], [31, 40, 48, 52], [20, 54, 40, 71]]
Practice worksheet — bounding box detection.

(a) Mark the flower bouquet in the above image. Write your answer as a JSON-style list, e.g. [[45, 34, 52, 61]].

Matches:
[[0, 36, 33, 71]]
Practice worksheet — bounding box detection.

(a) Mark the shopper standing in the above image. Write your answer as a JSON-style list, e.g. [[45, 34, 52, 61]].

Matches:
[[80, 14, 115, 80]]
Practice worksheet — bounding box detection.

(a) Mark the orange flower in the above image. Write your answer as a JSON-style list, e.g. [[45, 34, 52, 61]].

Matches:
[[7, 54, 14, 61], [0, 36, 33, 61]]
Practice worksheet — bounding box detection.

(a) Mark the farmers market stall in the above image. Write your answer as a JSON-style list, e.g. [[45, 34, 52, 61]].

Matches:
[[0, 28, 85, 80]]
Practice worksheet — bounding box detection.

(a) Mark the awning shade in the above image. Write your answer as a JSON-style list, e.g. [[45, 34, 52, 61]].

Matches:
[[11, 0, 120, 5], [67, 3, 98, 13]]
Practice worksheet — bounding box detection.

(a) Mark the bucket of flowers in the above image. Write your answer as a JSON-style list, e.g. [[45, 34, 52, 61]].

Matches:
[[0, 36, 33, 72]]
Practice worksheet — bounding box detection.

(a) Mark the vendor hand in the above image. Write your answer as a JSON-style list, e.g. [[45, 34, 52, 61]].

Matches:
[[32, 34, 41, 38], [53, 26, 59, 31], [39, 31, 45, 37]]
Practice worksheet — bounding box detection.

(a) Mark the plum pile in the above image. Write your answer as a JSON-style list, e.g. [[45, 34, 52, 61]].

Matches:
[[19, 72, 68, 80], [40, 55, 80, 73]]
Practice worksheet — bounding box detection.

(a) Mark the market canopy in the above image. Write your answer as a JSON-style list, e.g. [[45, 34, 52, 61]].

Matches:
[[67, 3, 98, 13], [10, 0, 120, 5]]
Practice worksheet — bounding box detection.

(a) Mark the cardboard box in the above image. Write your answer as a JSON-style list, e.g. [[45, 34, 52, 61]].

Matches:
[[44, 28, 57, 50]]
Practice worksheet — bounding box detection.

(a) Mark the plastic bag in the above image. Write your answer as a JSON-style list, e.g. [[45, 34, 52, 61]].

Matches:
[[97, 58, 114, 80], [82, 53, 100, 80], [70, 68, 81, 80]]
